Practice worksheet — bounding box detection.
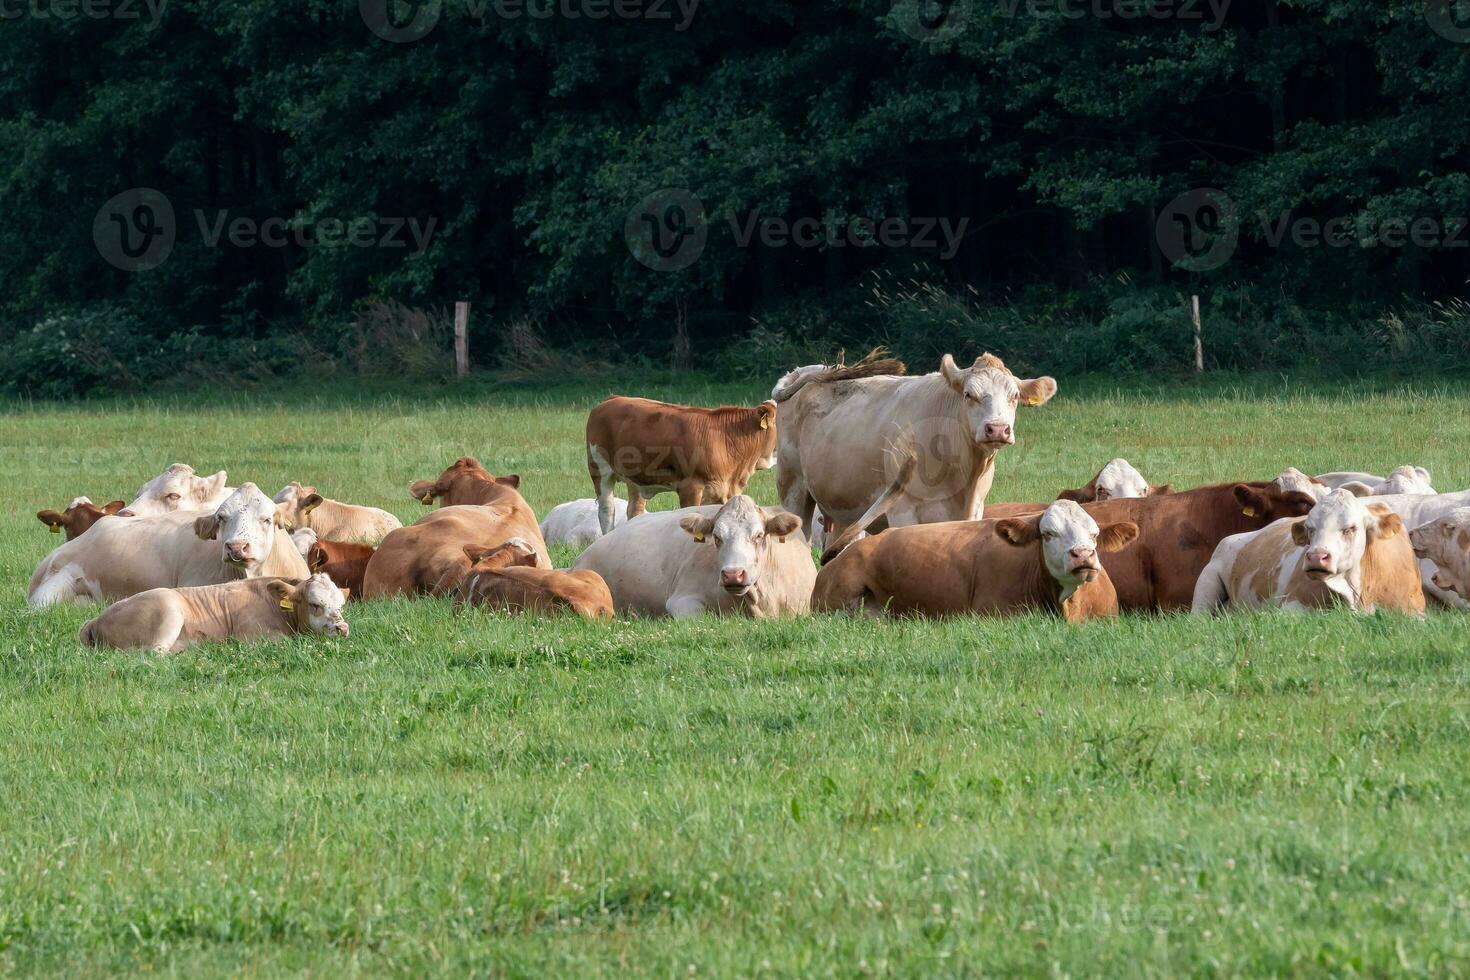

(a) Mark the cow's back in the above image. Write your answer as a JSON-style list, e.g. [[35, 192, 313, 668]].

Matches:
[[364, 506, 547, 598], [573, 509, 708, 615], [30, 513, 218, 603]]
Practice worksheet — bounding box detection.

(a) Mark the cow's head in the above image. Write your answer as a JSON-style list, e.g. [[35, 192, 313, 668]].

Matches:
[[1381, 465, 1435, 496], [1235, 482, 1317, 522], [194, 483, 287, 570], [268, 574, 349, 637], [1289, 490, 1403, 581], [995, 499, 1138, 587], [679, 496, 802, 597], [1410, 508, 1470, 598], [939, 353, 1056, 450], [409, 456, 520, 506], [273, 482, 325, 529], [1272, 467, 1328, 501], [36, 497, 126, 540], [462, 538, 540, 573], [290, 526, 319, 561], [1057, 458, 1172, 502], [125, 463, 229, 516]]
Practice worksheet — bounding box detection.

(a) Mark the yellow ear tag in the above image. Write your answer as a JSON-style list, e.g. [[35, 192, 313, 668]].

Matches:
[[693, 532, 705, 542], [760, 416, 770, 429], [279, 598, 294, 612], [1025, 397, 1041, 406], [49, 524, 60, 534], [1242, 506, 1257, 517]]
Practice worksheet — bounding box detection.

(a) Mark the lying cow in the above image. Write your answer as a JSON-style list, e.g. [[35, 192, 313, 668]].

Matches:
[[813, 499, 1138, 621], [455, 538, 614, 618], [273, 482, 402, 541], [124, 463, 233, 516], [774, 351, 1056, 544], [292, 528, 375, 599], [79, 574, 349, 653], [540, 497, 629, 549], [1057, 458, 1172, 503], [28, 483, 307, 607], [362, 458, 548, 598], [1191, 489, 1423, 614], [573, 496, 814, 617], [1317, 465, 1436, 497], [946, 480, 1317, 611], [1410, 509, 1470, 610], [586, 396, 778, 535], [36, 497, 127, 540]]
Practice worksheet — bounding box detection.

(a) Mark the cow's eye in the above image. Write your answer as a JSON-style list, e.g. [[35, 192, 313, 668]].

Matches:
[[310, 603, 323, 613], [712, 535, 723, 546], [1095, 488, 1110, 500], [1343, 526, 1356, 537], [1009, 392, 1019, 404], [164, 492, 181, 502]]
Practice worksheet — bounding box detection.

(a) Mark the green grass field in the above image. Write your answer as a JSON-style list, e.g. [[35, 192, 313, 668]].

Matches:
[[3, 374, 1470, 976]]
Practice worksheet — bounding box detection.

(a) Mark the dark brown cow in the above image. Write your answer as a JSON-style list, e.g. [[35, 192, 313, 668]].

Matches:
[[894, 482, 1317, 611], [454, 540, 614, 619], [305, 539, 376, 599], [586, 396, 778, 535], [36, 498, 127, 540]]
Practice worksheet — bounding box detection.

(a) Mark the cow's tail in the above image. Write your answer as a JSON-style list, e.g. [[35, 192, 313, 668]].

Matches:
[[771, 348, 906, 404], [819, 447, 918, 565], [78, 617, 98, 647]]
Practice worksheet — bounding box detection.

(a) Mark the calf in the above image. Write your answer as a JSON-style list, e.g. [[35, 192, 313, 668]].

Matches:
[[273, 482, 402, 542], [454, 539, 614, 618], [363, 458, 548, 598], [79, 574, 348, 653], [586, 396, 779, 534], [573, 496, 814, 618], [291, 528, 375, 598], [1057, 458, 1172, 503], [36, 497, 127, 540], [28, 483, 308, 607], [1409, 508, 1470, 610], [1192, 490, 1423, 614], [813, 500, 1138, 621], [540, 497, 629, 549], [124, 463, 232, 516]]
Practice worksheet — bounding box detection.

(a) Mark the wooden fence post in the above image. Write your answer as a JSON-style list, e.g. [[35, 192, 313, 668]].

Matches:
[[454, 302, 469, 378], [1191, 294, 1203, 373]]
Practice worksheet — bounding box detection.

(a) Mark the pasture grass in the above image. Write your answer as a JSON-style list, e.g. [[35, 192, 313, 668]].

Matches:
[[2, 373, 1470, 976]]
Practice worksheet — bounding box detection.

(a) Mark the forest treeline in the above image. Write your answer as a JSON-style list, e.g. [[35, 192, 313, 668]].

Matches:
[[3, 0, 1470, 395]]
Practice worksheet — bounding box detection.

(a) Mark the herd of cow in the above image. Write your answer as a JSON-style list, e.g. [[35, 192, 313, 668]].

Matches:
[[24, 352, 1470, 652]]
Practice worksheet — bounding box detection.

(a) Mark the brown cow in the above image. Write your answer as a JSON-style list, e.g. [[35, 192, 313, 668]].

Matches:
[[586, 396, 779, 535], [856, 480, 1316, 611], [362, 458, 548, 598], [454, 539, 614, 619], [813, 500, 1137, 622], [36, 497, 127, 540], [304, 537, 375, 599]]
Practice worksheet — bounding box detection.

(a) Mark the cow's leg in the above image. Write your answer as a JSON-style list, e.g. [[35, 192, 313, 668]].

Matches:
[[777, 471, 817, 540], [676, 480, 705, 508], [588, 444, 620, 534], [665, 593, 708, 618], [626, 487, 649, 520]]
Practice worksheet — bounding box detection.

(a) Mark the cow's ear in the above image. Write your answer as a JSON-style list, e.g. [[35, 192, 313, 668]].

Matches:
[[1151, 484, 1174, 496], [307, 545, 328, 572], [764, 511, 801, 539], [409, 479, 438, 505], [497, 475, 521, 489], [1369, 504, 1403, 540], [680, 514, 715, 543], [1097, 522, 1139, 553], [939, 353, 965, 391], [300, 493, 324, 514], [193, 514, 220, 540], [265, 579, 295, 602], [1339, 481, 1374, 498], [757, 401, 777, 431], [462, 544, 496, 564], [205, 470, 228, 494], [1016, 376, 1058, 407], [339, 587, 351, 601], [1290, 519, 1309, 547], [1233, 485, 1267, 518], [1055, 487, 1089, 503], [995, 518, 1039, 547], [102, 500, 127, 514], [36, 510, 63, 530], [1417, 467, 1433, 483]]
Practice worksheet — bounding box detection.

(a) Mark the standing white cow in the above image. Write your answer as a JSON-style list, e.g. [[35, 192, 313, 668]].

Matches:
[[572, 495, 815, 618], [774, 351, 1057, 549], [124, 464, 233, 516], [539, 497, 629, 549], [28, 483, 307, 607]]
